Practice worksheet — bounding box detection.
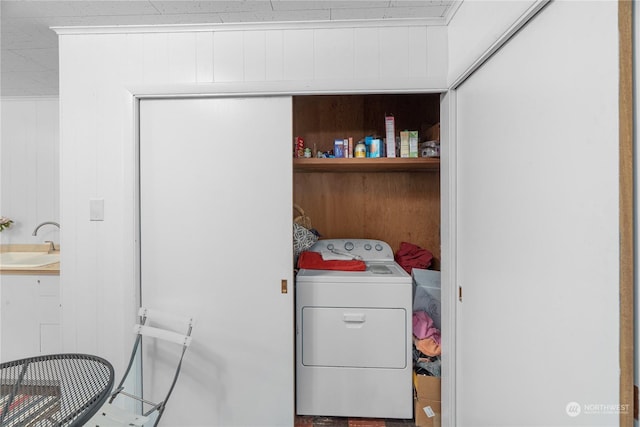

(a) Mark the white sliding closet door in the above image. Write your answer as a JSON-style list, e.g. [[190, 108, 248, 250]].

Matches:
[[456, 2, 619, 426], [139, 96, 293, 426]]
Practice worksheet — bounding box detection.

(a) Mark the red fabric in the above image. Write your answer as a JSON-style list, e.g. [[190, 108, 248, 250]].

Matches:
[[394, 242, 433, 274], [297, 251, 366, 271]]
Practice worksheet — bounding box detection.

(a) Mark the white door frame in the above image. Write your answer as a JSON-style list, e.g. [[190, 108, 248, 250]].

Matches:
[[131, 85, 449, 424], [128, 4, 553, 416], [441, 1, 556, 425], [444, 1, 633, 425]]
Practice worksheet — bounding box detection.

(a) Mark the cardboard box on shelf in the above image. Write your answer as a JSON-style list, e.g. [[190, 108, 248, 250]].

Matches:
[[400, 130, 410, 158], [334, 138, 345, 158], [423, 123, 440, 142], [385, 115, 396, 158], [409, 130, 419, 158], [414, 374, 441, 427]]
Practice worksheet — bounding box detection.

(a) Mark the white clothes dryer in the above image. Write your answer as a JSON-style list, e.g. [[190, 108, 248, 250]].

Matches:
[[295, 239, 413, 419]]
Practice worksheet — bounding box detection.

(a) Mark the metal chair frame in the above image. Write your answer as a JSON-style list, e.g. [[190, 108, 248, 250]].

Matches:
[[94, 307, 194, 427]]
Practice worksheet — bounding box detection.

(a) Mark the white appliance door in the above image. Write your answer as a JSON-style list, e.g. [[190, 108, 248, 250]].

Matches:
[[301, 307, 407, 368], [139, 96, 293, 426], [456, 2, 619, 426]]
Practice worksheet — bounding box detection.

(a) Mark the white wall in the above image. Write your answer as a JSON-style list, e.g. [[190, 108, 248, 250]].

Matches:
[[0, 98, 60, 245], [56, 20, 448, 376], [55, 6, 626, 424], [447, 0, 538, 84]]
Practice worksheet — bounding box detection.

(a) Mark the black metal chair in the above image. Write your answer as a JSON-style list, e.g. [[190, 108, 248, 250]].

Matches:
[[0, 353, 114, 426]]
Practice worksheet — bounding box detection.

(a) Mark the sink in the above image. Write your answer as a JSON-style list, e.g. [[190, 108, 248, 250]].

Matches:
[[0, 252, 60, 268]]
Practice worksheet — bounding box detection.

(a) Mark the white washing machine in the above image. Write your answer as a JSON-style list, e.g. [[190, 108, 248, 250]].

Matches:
[[295, 239, 413, 419]]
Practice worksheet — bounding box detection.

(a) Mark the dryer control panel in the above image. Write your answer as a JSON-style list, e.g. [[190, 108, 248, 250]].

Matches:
[[307, 239, 394, 262]]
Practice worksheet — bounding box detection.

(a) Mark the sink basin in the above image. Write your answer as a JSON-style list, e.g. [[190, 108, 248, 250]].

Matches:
[[0, 252, 60, 268]]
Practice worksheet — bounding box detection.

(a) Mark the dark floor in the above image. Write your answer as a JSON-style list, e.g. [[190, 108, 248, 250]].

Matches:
[[295, 416, 416, 427]]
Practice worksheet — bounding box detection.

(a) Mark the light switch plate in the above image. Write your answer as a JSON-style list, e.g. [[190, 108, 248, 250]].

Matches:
[[90, 199, 104, 221]]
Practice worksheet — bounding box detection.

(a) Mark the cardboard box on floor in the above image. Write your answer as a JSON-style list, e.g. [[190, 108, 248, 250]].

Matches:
[[414, 374, 441, 427]]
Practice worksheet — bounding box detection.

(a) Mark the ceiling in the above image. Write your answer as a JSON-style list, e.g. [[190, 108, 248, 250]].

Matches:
[[0, 1, 457, 97]]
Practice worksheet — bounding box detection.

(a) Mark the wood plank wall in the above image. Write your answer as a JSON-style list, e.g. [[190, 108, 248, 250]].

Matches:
[[618, 1, 634, 425], [0, 98, 60, 245], [293, 94, 440, 153], [293, 94, 441, 269], [294, 171, 441, 269]]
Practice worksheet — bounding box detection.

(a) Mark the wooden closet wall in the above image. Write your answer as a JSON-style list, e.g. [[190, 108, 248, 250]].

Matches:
[[292, 94, 442, 269]]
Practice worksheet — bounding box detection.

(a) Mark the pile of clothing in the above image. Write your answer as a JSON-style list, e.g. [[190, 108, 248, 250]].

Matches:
[[412, 310, 441, 377]]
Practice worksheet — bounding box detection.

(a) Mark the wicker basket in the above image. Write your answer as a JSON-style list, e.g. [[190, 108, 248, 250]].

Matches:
[[293, 204, 312, 229]]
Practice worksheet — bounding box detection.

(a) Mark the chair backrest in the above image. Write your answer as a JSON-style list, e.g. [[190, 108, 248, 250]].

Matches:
[[107, 307, 196, 426], [135, 307, 195, 347]]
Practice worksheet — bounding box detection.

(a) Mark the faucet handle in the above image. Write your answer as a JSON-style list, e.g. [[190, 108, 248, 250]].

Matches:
[[44, 241, 56, 252]]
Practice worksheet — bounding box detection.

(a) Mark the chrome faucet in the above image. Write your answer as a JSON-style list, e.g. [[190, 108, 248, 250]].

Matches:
[[44, 240, 56, 252], [32, 221, 60, 236]]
